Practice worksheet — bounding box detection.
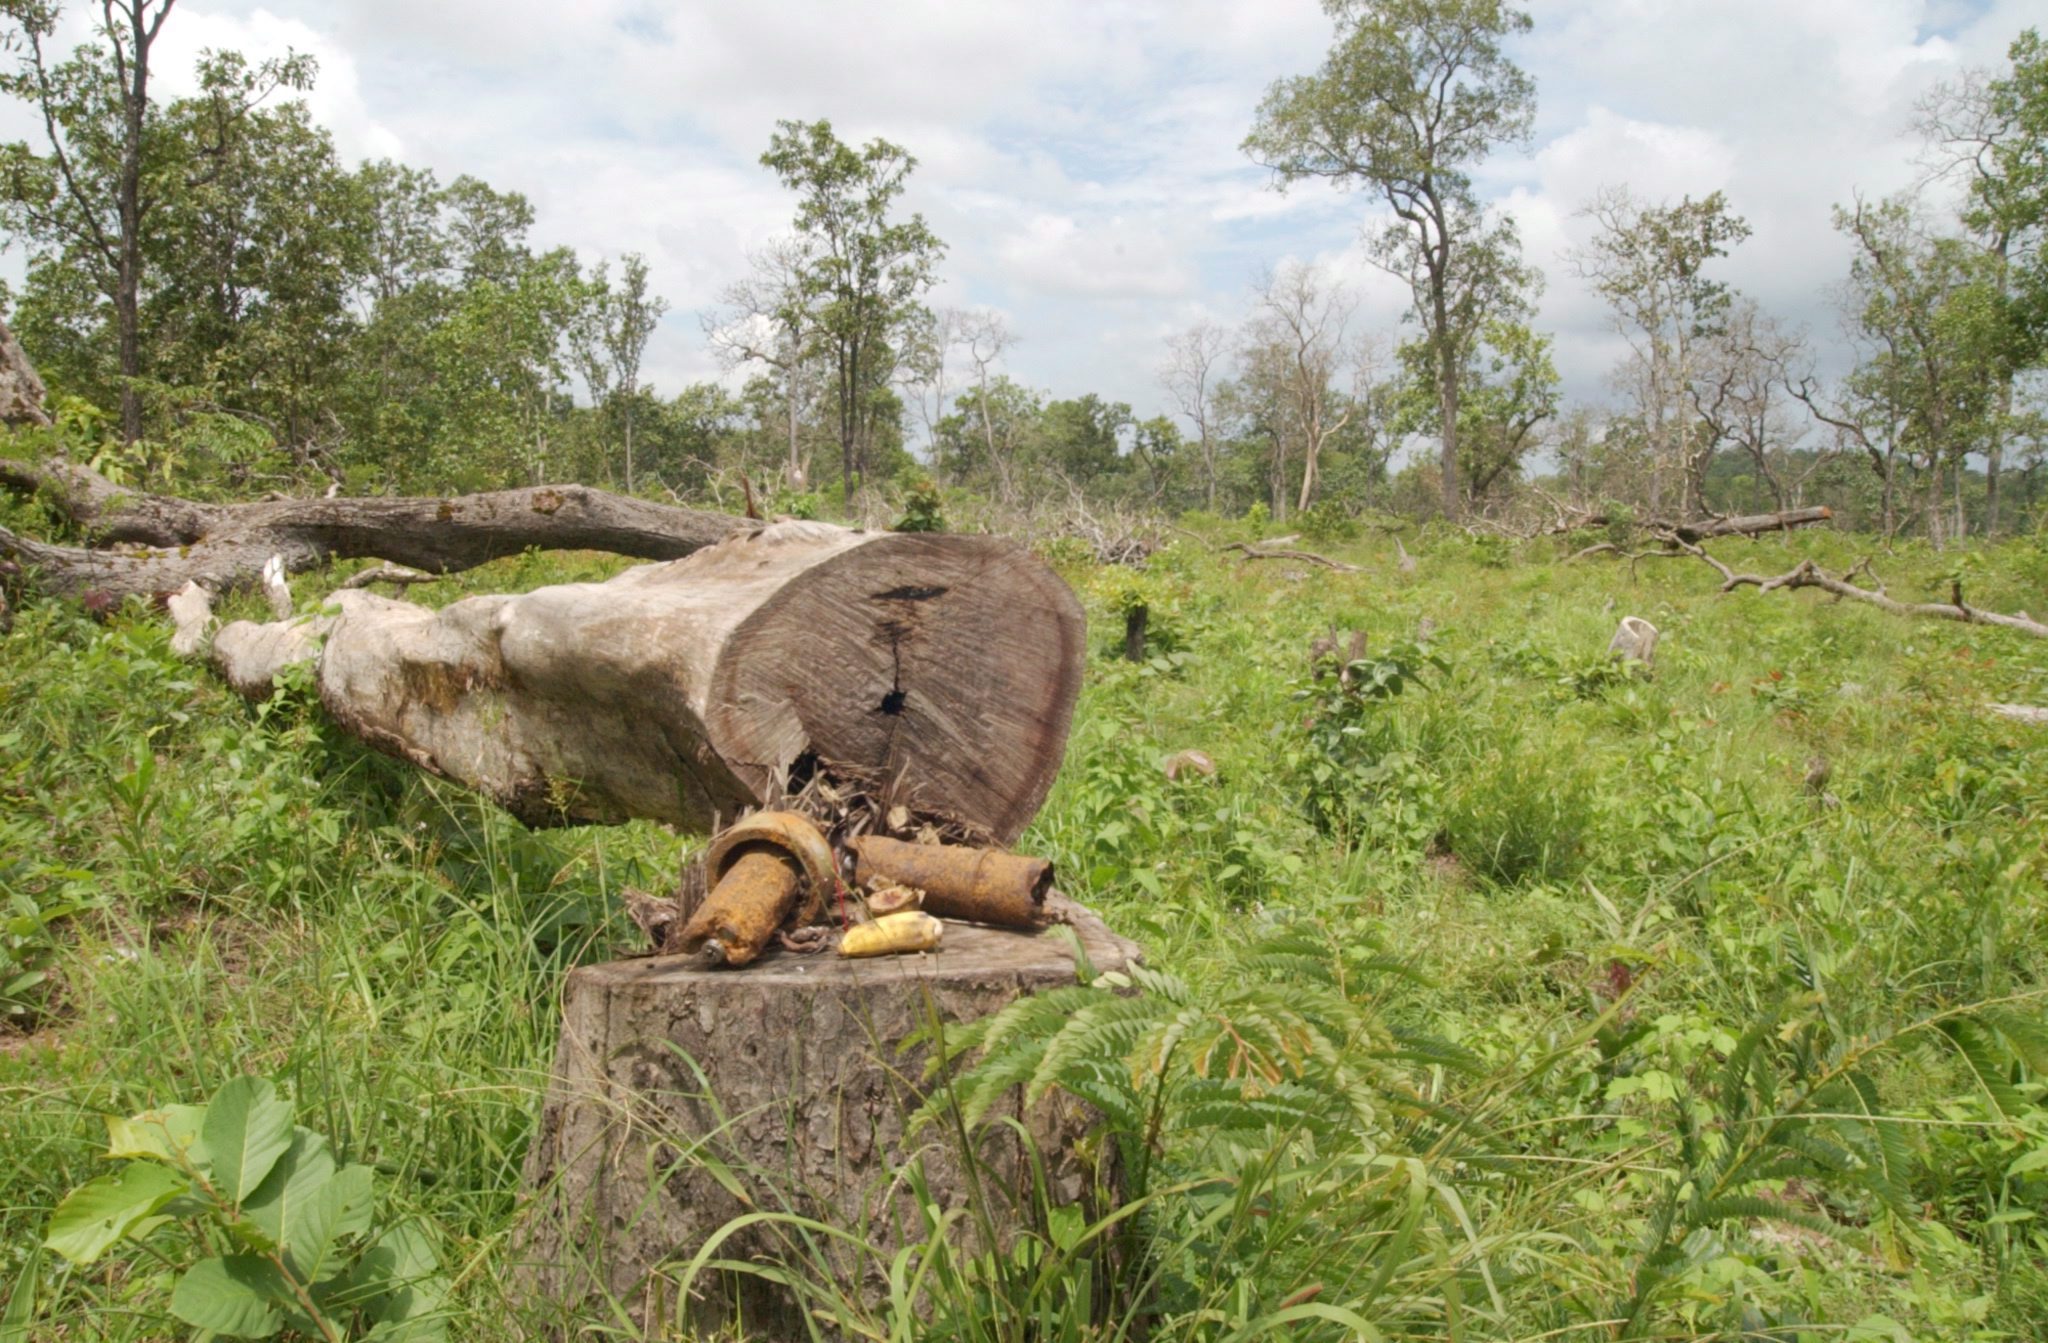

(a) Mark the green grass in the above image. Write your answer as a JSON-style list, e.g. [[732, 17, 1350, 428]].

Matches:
[[3, 522, 2047, 1338]]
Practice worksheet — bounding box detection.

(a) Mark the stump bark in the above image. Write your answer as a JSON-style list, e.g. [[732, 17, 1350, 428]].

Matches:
[[516, 908, 1140, 1338]]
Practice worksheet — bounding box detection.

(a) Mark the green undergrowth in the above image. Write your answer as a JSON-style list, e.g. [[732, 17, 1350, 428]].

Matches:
[[0, 524, 2045, 1338]]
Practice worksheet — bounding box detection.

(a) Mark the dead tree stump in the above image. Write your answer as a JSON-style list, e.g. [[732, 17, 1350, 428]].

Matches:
[[516, 908, 1140, 1337]]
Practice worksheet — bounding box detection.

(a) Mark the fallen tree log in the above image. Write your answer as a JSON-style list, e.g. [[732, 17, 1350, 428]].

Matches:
[[1548, 505, 1833, 544], [200, 520, 1086, 840], [0, 456, 748, 601], [1679, 542, 2048, 642]]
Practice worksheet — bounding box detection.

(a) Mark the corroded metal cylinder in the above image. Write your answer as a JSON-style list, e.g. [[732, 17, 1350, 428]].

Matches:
[[675, 846, 803, 967], [848, 835, 1052, 929], [677, 811, 837, 967]]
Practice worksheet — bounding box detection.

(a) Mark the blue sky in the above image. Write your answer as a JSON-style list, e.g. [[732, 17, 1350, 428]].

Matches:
[[3, 0, 2040, 435]]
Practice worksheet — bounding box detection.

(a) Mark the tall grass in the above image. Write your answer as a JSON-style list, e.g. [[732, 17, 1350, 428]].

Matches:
[[1, 526, 2045, 1337]]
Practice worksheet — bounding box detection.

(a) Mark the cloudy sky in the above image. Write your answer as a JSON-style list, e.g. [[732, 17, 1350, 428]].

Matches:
[[7, 0, 2043, 425]]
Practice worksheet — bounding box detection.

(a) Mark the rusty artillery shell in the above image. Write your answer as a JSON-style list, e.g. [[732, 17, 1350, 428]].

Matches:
[[675, 844, 802, 967], [848, 835, 1052, 929]]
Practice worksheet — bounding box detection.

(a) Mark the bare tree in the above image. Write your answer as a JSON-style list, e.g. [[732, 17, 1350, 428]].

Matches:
[[1690, 301, 1830, 510], [1160, 321, 1229, 511], [901, 305, 966, 472], [706, 236, 816, 492], [959, 309, 1017, 502], [1244, 261, 1360, 515]]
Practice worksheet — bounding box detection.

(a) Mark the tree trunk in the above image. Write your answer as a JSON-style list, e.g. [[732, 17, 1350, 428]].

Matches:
[[0, 316, 51, 427], [516, 907, 1139, 1336], [1436, 339, 1460, 522], [206, 521, 1084, 841]]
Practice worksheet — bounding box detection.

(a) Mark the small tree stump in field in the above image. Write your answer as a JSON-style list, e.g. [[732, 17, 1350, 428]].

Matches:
[[1607, 615, 1659, 668], [516, 905, 1140, 1337]]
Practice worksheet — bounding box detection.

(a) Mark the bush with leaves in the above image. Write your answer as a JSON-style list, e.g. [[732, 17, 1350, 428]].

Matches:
[[39, 1076, 446, 1341]]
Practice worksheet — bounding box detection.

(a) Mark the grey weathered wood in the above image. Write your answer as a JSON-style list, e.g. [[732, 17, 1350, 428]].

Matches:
[[0, 456, 747, 601], [200, 521, 1085, 840], [516, 908, 1139, 1337], [1606, 615, 1658, 667]]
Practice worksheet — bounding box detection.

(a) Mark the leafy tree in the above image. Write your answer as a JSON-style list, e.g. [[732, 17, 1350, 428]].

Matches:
[[573, 252, 668, 492], [1918, 28, 2047, 532], [1038, 392, 1132, 486], [760, 119, 945, 503], [141, 59, 369, 458], [1572, 188, 1752, 516], [1965, 30, 2046, 361], [1825, 198, 2009, 545], [0, 0, 314, 442], [1395, 316, 1557, 505], [1244, 0, 1536, 521], [936, 372, 1038, 496]]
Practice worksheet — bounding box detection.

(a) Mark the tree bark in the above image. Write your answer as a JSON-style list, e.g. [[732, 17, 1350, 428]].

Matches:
[[516, 906, 1139, 1336], [0, 316, 51, 427], [203, 521, 1085, 841], [0, 458, 749, 601]]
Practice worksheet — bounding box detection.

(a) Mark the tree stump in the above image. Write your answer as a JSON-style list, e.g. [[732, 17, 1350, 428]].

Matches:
[[516, 906, 1140, 1338]]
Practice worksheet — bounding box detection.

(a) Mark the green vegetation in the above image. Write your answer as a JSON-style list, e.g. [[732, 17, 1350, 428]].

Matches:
[[2, 1, 2048, 1337], [2, 524, 2046, 1338]]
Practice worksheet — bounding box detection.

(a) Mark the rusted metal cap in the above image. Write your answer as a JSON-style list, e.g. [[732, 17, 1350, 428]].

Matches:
[[704, 810, 836, 907]]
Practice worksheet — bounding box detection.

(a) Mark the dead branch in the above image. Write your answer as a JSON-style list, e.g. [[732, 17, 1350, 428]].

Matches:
[[1678, 541, 2048, 640], [1221, 540, 1361, 573]]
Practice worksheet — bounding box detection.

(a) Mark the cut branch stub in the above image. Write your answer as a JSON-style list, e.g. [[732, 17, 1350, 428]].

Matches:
[[217, 521, 1085, 844]]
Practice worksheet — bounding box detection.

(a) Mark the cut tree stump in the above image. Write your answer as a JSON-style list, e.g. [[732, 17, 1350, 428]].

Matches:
[[516, 905, 1140, 1338]]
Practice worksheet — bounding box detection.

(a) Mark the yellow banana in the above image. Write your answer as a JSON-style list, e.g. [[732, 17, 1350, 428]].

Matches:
[[838, 911, 944, 958]]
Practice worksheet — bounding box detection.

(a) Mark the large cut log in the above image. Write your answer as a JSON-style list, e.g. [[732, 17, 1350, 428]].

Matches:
[[516, 906, 1140, 1337], [211, 520, 1085, 840], [0, 456, 747, 601]]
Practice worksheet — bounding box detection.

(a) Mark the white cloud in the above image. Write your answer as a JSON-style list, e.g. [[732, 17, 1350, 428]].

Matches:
[[1, 0, 2039, 427]]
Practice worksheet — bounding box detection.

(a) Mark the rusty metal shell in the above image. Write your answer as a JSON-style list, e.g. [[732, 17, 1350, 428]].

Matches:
[[705, 810, 836, 920], [848, 835, 1051, 929]]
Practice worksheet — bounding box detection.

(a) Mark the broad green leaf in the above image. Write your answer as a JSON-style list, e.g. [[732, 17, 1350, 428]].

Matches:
[[44, 1163, 188, 1265], [351, 1221, 448, 1340], [202, 1076, 296, 1205], [243, 1128, 335, 1260], [246, 1133, 374, 1284], [169, 1256, 287, 1339], [107, 1104, 208, 1166]]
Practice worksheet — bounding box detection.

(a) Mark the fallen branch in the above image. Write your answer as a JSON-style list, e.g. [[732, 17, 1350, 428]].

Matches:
[[1678, 541, 2048, 640], [1221, 540, 1361, 573], [339, 564, 441, 590], [1548, 505, 1833, 544], [0, 456, 748, 601]]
